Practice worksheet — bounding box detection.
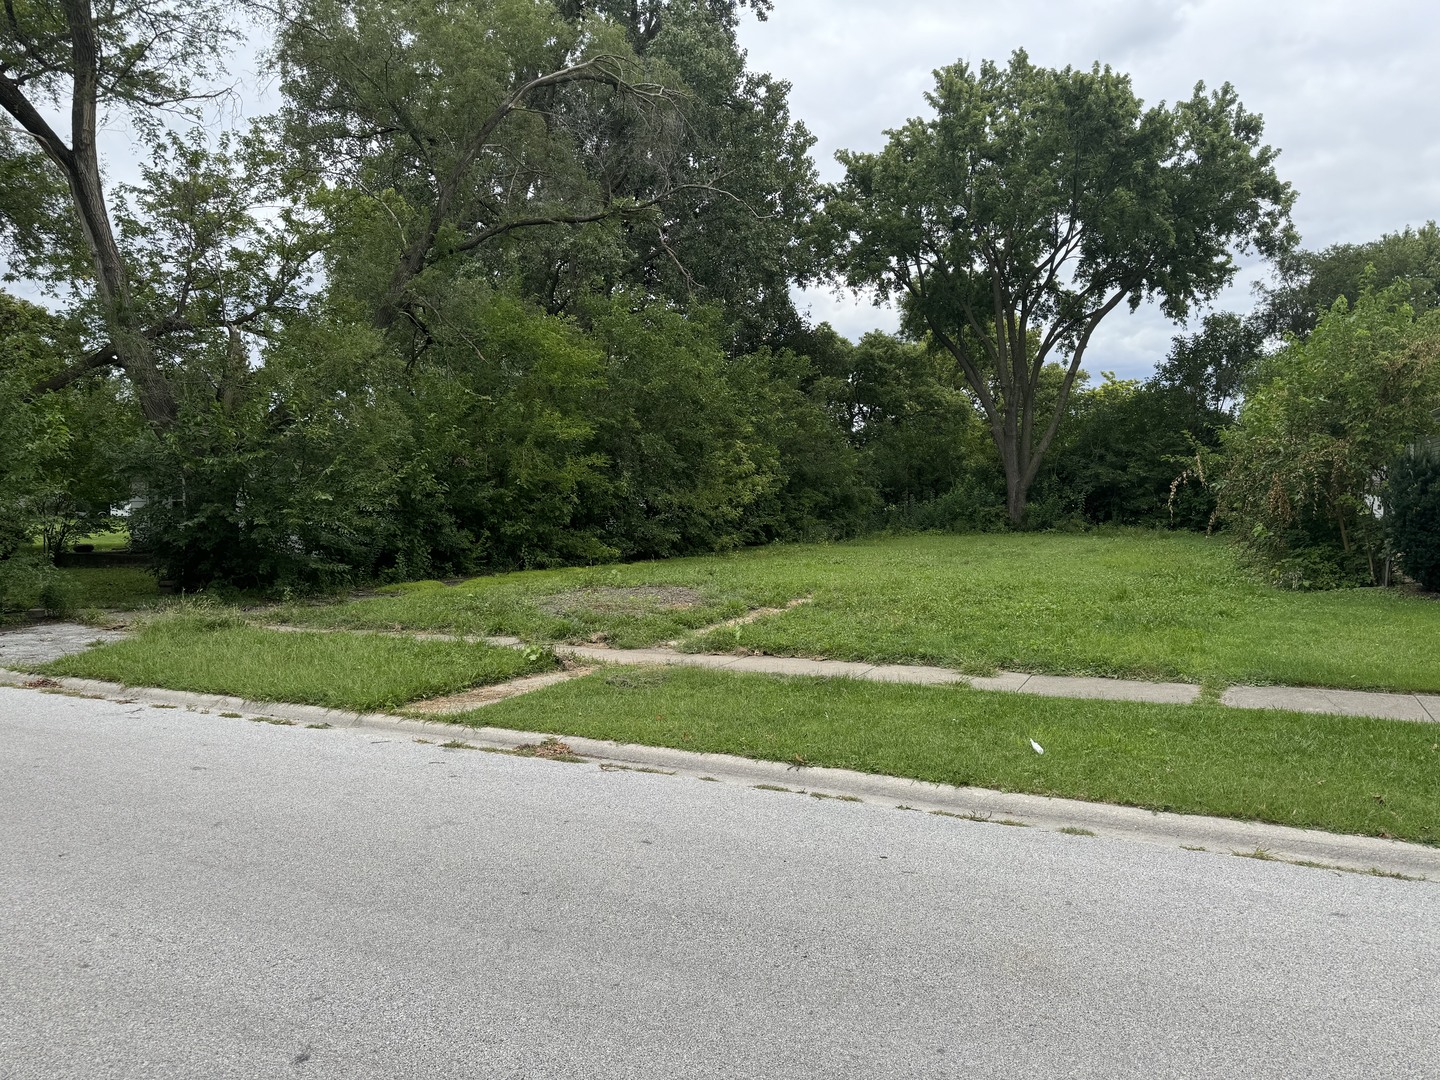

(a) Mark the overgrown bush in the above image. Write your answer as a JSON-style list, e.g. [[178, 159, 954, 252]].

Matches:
[[129, 319, 467, 591], [1041, 376, 1228, 530], [1387, 446, 1440, 591], [1219, 286, 1440, 587], [122, 293, 878, 591], [872, 479, 1009, 534]]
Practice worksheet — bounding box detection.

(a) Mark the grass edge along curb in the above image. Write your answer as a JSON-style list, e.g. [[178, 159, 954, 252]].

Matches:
[[1, 666, 1435, 882], [458, 665, 1440, 848]]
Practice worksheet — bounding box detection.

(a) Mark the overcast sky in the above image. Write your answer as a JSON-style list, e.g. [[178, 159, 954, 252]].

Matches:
[[736, 0, 1440, 377]]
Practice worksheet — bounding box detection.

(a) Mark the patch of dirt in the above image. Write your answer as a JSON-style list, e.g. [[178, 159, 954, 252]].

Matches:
[[517, 737, 580, 760], [536, 585, 705, 617], [660, 596, 812, 649], [407, 666, 595, 715]]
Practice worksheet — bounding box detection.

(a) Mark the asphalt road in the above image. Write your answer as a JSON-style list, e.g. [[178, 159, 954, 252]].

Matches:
[[2, 687, 1437, 1079]]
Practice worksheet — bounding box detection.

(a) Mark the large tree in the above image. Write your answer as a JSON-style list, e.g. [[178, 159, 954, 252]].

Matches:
[[0, 0, 228, 428], [271, 0, 699, 341], [827, 50, 1295, 524], [271, 0, 816, 352], [0, 0, 316, 431], [534, 0, 820, 350], [554, 0, 772, 50]]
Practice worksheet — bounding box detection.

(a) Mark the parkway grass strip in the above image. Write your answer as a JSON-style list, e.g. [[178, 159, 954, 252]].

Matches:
[[460, 665, 1440, 846], [39, 619, 555, 714]]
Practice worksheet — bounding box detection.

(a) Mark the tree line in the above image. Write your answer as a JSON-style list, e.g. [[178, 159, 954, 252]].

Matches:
[[2, 1, 1437, 601]]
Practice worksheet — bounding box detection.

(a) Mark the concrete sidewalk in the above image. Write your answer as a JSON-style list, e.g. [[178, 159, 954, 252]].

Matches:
[[551, 642, 1440, 723], [4, 620, 1439, 723]]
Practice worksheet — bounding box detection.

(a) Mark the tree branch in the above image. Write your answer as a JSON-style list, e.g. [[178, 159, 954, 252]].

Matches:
[[1022, 285, 1135, 488], [450, 194, 667, 256], [29, 342, 120, 393], [0, 72, 74, 168]]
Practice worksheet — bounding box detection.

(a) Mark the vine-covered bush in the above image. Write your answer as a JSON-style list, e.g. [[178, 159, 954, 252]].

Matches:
[[1220, 287, 1440, 587]]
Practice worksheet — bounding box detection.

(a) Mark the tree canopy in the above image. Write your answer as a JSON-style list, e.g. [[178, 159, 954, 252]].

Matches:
[[1258, 222, 1440, 340], [827, 50, 1295, 523]]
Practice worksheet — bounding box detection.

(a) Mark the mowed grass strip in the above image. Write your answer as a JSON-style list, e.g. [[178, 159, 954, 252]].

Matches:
[[268, 530, 1440, 692], [463, 666, 1440, 845], [39, 617, 555, 713]]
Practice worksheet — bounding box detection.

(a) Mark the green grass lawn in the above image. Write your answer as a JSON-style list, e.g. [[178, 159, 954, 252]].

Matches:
[[67, 531, 133, 552], [1, 565, 159, 623], [268, 573, 771, 648], [33, 597, 1437, 843], [58, 567, 161, 610], [461, 665, 1440, 845], [270, 530, 1440, 692], [39, 616, 555, 712], [19, 531, 133, 556]]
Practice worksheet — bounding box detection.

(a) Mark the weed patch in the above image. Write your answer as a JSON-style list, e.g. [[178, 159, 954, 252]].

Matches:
[[932, 810, 1030, 827], [598, 762, 676, 775], [513, 737, 582, 761]]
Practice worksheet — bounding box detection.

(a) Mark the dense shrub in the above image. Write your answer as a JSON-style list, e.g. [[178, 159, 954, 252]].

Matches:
[[1220, 287, 1440, 587], [1, 296, 71, 555], [129, 319, 467, 591], [124, 293, 877, 590], [1041, 376, 1226, 530], [1, 293, 135, 560], [1387, 446, 1440, 591], [872, 479, 1008, 534]]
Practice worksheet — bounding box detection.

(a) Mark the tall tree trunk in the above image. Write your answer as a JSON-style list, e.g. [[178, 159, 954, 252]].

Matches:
[[1006, 475, 1029, 526], [1000, 439, 1027, 526], [0, 0, 180, 431], [63, 0, 178, 432]]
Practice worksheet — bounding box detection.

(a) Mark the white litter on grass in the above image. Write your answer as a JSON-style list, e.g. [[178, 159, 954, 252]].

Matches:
[[1030, 739, 1045, 755]]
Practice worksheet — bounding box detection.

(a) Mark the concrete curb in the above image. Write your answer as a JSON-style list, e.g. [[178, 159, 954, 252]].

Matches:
[[3, 667, 1435, 882]]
